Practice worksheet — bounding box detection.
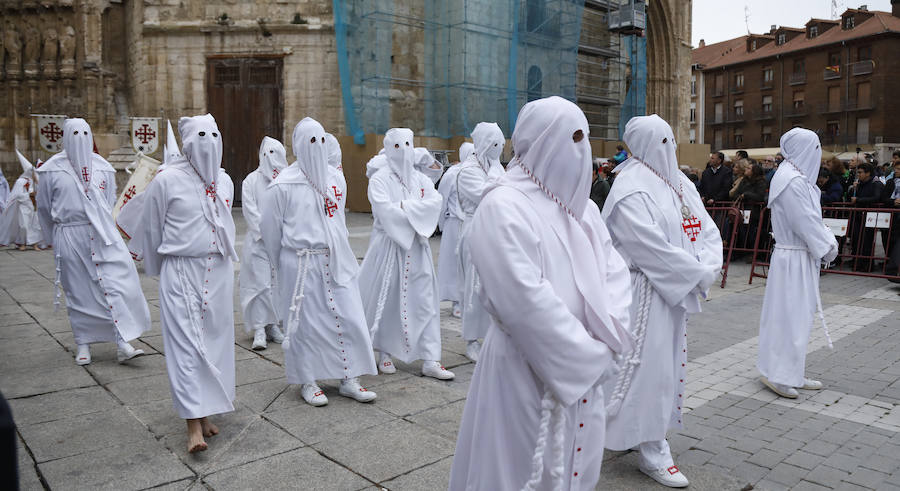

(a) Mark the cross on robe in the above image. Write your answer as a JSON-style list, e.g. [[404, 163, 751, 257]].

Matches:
[[682, 215, 702, 242], [325, 198, 338, 217], [332, 185, 343, 202], [81, 167, 90, 182]]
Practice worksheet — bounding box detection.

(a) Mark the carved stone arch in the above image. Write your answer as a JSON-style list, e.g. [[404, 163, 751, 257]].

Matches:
[[645, 0, 691, 143]]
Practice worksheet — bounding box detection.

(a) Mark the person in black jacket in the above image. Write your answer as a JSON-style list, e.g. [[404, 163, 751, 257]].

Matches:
[[698, 151, 733, 205], [734, 163, 768, 203], [850, 163, 884, 271], [590, 161, 611, 211], [818, 168, 844, 204], [881, 160, 900, 279]]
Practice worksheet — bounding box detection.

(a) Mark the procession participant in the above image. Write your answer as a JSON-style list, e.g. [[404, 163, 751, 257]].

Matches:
[[456, 122, 505, 362], [449, 96, 632, 491], [325, 132, 345, 178], [358, 128, 454, 380], [260, 117, 378, 406], [34, 120, 149, 366], [414, 147, 444, 184], [138, 114, 238, 453], [0, 163, 9, 213], [240, 136, 287, 350], [1, 151, 43, 250], [758, 128, 838, 398], [436, 142, 472, 318], [601, 114, 722, 488]]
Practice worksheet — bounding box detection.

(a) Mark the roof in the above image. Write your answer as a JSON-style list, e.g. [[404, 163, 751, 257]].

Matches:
[[693, 10, 900, 70]]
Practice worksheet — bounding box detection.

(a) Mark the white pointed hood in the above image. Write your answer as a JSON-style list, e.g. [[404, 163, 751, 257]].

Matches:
[[291, 117, 329, 193], [414, 147, 443, 184], [458, 141, 474, 163], [769, 127, 822, 205], [325, 133, 343, 171], [383, 128, 416, 189], [163, 119, 181, 166], [16, 150, 35, 181], [616, 114, 679, 185], [62, 118, 94, 193], [258, 136, 288, 182], [365, 149, 388, 178], [470, 122, 505, 176]]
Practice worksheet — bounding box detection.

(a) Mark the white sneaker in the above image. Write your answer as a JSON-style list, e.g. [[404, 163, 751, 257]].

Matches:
[[300, 383, 328, 406], [451, 302, 462, 318], [800, 378, 824, 390], [379, 353, 397, 374], [639, 464, 690, 488], [465, 340, 481, 362], [116, 342, 145, 363], [75, 344, 91, 366], [422, 361, 455, 380], [761, 376, 799, 398], [252, 329, 267, 351], [339, 377, 377, 403], [265, 324, 285, 344]]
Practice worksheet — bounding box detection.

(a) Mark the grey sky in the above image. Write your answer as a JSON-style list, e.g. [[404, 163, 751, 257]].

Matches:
[[691, 0, 893, 47]]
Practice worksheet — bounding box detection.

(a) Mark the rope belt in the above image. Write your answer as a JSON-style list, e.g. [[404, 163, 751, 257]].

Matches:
[[283, 248, 329, 350], [773, 243, 834, 349], [606, 271, 652, 416], [370, 247, 396, 338]]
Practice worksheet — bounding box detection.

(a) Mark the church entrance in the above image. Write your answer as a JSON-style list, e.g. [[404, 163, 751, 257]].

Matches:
[[206, 56, 284, 204]]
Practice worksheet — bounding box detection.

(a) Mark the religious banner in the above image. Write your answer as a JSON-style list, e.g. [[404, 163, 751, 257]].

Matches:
[[131, 117, 160, 155], [35, 114, 67, 153], [113, 152, 160, 225]]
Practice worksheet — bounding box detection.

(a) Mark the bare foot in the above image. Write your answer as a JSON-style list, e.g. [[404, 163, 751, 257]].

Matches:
[[17, 245, 25, 251], [186, 419, 207, 453], [201, 417, 219, 437], [33, 244, 42, 251]]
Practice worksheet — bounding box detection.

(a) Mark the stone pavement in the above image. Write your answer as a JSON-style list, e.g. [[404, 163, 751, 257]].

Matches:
[[3, 211, 900, 490]]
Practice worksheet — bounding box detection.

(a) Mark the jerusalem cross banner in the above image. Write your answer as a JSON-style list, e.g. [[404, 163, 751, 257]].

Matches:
[[131, 117, 160, 155], [35, 114, 67, 153]]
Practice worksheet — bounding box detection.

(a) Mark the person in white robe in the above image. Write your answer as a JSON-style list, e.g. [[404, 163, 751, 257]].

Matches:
[[456, 122, 505, 362], [325, 133, 345, 177], [0, 151, 44, 250], [0, 163, 9, 214], [414, 147, 444, 184], [358, 128, 454, 380], [601, 114, 722, 488], [137, 114, 238, 453], [35, 119, 150, 366], [436, 142, 472, 318], [757, 128, 838, 399], [449, 96, 632, 491], [240, 137, 287, 350], [260, 117, 378, 406]]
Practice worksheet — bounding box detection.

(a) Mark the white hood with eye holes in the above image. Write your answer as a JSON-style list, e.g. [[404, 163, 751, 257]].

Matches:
[[470, 122, 505, 177], [383, 128, 416, 188], [258, 136, 288, 183]]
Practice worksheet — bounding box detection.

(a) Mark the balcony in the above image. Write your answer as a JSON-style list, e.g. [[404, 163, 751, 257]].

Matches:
[[712, 88, 724, 97], [845, 98, 874, 111], [706, 115, 725, 125], [851, 59, 874, 76], [755, 109, 775, 120], [726, 110, 746, 123], [823, 66, 841, 80], [789, 72, 807, 85], [818, 103, 843, 114], [730, 86, 745, 94], [785, 104, 808, 117], [761, 81, 775, 90]]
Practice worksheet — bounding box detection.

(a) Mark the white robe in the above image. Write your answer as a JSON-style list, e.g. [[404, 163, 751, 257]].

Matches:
[[758, 178, 837, 387], [0, 176, 43, 246], [437, 164, 463, 303], [140, 165, 236, 419], [0, 170, 9, 213], [239, 170, 278, 332], [358, 167, 443, 363], [35, 158, 150, 345], [449, 187, 629, 491], [601, 168, 722, 450], [260, 166, 377, 384], [456, 160, 492, 341]]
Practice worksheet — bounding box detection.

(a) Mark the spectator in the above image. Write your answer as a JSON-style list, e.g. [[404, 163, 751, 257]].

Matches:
[[882, 158, 900, 279], [590, 161, 611, 211], [735, 163, 768, 203], [735, 150, 749, 161], [729, 159, 750, 200], [774, 152, 784, 165], [818, 168, 844, 204], [698, 151, 733, 205], [762, 155, 777, 182], [828, 157, 851, 199], [613, 144, 628, 164], [850, 162, 884, 271]]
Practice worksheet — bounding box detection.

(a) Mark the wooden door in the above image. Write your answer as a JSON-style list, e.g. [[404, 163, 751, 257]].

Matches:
[[206, 57, 283, 204]]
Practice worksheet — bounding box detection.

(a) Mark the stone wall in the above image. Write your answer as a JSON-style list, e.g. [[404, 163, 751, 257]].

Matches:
[[646, 0, 693, 144]]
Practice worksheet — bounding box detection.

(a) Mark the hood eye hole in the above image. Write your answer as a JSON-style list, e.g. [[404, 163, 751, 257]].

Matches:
[[572, 130, 584, 143], [212, 132, 218, 138], [310, 136, 317, 144], [199, 131, 206, 137], [405, 142, 410, 146], [269, 150, 274, 154], [321, 137, 325, 143], [73, 131, 79, 135], [662, 137, 668, 144], [394, 144, 400, 149]]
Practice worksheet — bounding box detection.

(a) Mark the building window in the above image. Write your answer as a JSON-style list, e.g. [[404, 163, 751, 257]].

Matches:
[[858, 46, 872, 61], [856, 81, 871, 108], [777, 33, 786, 45], [856, 117, 869, 144], [826, 120, 840, 142], [793, 91, 805, 110], [751, 39, 757, 51], [762, 125, 772, 145], [762, 95, 773, 113], [714, 129, 723, 149], [734, 72, 744, 89], [734, 128, 744, 145], [527, 65, 543, 102], [526, 0, 547, 32], [809, 25, 818, 38], [844, 15, 855, 29], [793, 59, 805, 75], [734, 100, 744, 117], [690, 102, 696, 123], [763, 67, 774, 85], [828, 85, 841, 111], [715, 73, 724, 94], [691, 75, 696, 96], [689, 128, 696, 144], [828, 52, 841, 67], [714, 102, 724, 122]]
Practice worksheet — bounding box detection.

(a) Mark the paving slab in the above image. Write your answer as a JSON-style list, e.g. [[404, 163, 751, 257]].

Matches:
[[380, 455, 453, 491], [0, 363, 96, 399], [9, 385, 120, 426], [264, 393, 396, 445]]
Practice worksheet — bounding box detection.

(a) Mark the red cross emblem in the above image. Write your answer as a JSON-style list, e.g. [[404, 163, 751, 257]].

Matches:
[[682, 215, 702, 242], [420, 188, 425, 198], [122, 185, 137, 205], [332, 185, 343, 202], [24, 182, 29, 192], [134, 124, 156, 144], [81, 167, 90, 182], [41, 122, 63, 143], [98, 180, 106, 190], [205, 184, 217, 202], [325, 198, 338, 218], [225, 198, 230, 207], [272, 168, 280, 180]]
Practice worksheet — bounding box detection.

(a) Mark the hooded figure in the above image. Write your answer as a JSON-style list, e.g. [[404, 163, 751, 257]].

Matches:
[[259, 117, 378, 407], [0, 162, 9, 214], [358, 128, 454, 380], [0, 151, 43, 248], [239, 136, 288, 350], [449, 96, 632, 491], [136, 113, 237, 454], [436, 141, 471, 316], [600, 114, 722, 488], [454, 122, 506, 361], [757, 128, 838, 399], [325, 133, 344, 173], [414, 147, 444, 184], [35, 118, 150, 366]]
